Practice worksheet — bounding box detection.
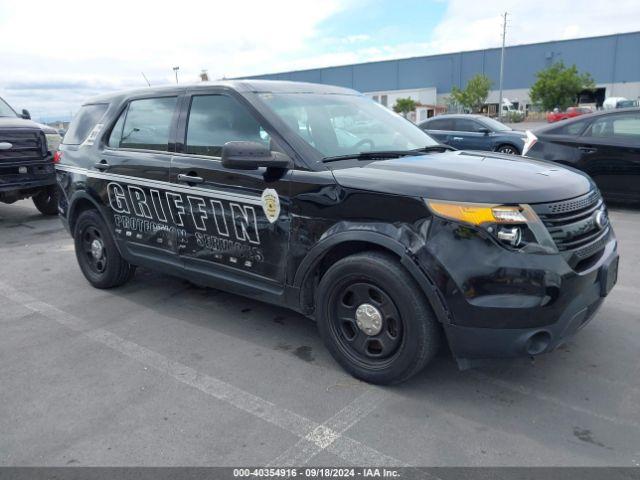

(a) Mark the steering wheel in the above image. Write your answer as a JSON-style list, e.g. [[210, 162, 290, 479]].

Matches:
[[354, 138, 375, 150]]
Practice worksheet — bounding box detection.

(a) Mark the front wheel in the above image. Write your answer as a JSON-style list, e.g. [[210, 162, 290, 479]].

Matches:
[[74, 210, 135, 289], [316, 252, 441, 385], [497, 144, 520, 155], [32, 186, 58, 215]]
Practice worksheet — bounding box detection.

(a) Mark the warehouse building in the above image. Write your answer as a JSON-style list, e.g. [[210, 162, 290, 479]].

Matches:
[[247, 31, 640, 120]]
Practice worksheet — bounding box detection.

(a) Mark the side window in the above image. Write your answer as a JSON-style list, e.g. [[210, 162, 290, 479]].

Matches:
[[583, 114, 640, 140], [550, 119, 588, 136], [186, 95, 270, 157], [63, 104, 108, 145], [107, 107, 127, 148], [110, 97, 177, 151], [425, 118, 451, 130], [452, 119, 481, 132]]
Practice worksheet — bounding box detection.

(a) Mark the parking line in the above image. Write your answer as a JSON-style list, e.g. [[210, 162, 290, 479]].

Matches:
[[0, 281, 405, 467], [267, 389, 408, 467]]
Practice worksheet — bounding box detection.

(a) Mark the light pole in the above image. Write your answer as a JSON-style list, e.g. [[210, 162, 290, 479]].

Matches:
[[498, 12, 508, 120], [173, 66, 180, 84]]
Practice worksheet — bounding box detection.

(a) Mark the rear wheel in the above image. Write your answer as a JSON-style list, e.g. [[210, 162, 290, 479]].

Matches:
[[74, 210, 135, 288], [316, 251, 440, 384], [32, 186, 58, 215]]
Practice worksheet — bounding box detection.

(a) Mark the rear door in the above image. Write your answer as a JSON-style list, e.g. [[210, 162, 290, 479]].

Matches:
[[420, 117, 454, 144], [170, 90, 291, 290], [100, 95, 181, 263], [578, 112, 640, 201]]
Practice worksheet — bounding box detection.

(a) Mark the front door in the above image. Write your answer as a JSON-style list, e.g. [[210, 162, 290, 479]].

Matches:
[[449, 118, 489, 151], [99, 95, 180, 262], [170, 91, 291, 289]]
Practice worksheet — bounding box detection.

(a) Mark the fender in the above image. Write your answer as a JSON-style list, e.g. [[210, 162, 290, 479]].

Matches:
[[66, 189, 130, 260], [67, 190, 109, 232], [293, 227, 451, 324]]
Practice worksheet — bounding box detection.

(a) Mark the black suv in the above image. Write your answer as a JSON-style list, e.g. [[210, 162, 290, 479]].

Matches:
[[0, 95, 61, 215], [56, 81, 619, 384]]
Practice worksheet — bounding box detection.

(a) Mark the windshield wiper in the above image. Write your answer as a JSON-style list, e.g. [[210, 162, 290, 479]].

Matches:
[[409, 144, 457, 153], [322, 144, 457, 163], [322, 150, 416, 163]]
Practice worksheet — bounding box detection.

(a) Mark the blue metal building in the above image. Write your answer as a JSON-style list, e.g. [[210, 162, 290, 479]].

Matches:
[[247, 31, 640, 113]]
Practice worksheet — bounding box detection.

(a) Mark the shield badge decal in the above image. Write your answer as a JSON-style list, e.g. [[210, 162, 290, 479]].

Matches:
[[261, 188, 280, 224]]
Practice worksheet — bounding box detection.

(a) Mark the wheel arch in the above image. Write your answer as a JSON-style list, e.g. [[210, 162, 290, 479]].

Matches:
[[68, 191, 109, 234], [495, 142, 521, 154], [293, 230, 450, 324]]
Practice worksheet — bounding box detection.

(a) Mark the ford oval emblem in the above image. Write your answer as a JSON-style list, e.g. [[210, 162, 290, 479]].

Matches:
[[595, 210, 608, 230], [0, 142, 13, 150]]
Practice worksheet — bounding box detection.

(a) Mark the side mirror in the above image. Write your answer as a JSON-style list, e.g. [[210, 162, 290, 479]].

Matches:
[[221, 141, 292, 170], [478, 127, 491, 135], [21, 109, 31, 120]]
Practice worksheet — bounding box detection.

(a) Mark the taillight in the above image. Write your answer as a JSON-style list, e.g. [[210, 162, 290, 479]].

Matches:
[[522, 130, 538, 157], [53, 151, 62, 164]]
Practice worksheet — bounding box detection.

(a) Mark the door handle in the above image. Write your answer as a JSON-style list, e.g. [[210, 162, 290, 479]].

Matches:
[[452, 136, 463, 141], [578, 147, 597, 154], [177, 173, 204, 184], [94, 160, 109, 170]]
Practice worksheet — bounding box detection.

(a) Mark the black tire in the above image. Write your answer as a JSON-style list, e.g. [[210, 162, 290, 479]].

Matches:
[[73, 209, 135, 289], [496, 144, 520, 155], [316, 251, 440, 385], [32, 186, 58, 215]]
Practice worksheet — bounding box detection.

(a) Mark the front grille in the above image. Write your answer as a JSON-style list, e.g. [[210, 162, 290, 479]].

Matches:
[[533, 191, 610, 268], [0, 129, 48, 162]]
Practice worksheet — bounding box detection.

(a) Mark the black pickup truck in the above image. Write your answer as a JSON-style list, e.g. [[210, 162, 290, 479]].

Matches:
[[56, 80, 619, 384], [0, 96, 61, 215]]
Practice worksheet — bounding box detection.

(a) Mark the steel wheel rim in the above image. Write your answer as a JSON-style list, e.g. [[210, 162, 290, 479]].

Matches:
[[500, 146, 516, 154], [330, 281, 404, 367], [81, 225, 107, 274]]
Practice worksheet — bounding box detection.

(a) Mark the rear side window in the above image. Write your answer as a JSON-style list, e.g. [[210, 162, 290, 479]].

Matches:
[[108, 97, 177, 151], [185, 95, 270, 157], [583, 113, 640, 140], [423, 118, 452, 130], [63, 104, 108, 145]]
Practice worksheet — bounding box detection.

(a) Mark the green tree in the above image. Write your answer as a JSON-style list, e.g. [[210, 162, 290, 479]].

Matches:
[[530, 61, 595, 111], [450, 74, 492, 112], [393, 97, 417, 117]]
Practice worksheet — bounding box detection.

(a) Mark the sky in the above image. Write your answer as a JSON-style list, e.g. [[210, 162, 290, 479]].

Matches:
[[1, 0, 639, 122]]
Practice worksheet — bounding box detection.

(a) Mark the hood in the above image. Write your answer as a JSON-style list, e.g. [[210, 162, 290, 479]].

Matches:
[[330, 150, 594, 204], [0, 116, 47, 131], [503, 129, 527, 138]]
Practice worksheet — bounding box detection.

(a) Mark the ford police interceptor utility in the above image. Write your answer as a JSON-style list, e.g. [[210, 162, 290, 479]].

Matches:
[[55, 80, 618, 384]]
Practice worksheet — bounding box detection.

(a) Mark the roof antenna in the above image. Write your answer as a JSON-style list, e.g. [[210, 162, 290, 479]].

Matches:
[[141, 72, 151, 87]]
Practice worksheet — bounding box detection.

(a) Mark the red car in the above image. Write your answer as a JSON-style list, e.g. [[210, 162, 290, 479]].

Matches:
[[546, 106, 593, 123]]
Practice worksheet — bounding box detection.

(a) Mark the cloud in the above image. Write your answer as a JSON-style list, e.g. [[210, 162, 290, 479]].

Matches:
[[0, 0, 349, 119], [427, 0, 640, 53], [1, 0, 639, 120]]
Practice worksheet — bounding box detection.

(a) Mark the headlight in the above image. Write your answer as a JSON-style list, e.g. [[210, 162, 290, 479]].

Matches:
[[426, 201, 527, 225], [45, 133, 62, 153], [425, 199, 557, 253]]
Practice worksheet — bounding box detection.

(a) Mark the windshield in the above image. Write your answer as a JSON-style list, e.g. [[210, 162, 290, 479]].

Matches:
[[0, 97, 18, 117], [258, 93, 438, 159], [479, 117, 511, 132]]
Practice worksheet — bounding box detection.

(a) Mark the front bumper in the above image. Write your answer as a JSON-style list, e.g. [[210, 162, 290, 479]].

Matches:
[[0, 177, 56, 193], [0, 161, 56, 195], [416, 218, 618, 361]]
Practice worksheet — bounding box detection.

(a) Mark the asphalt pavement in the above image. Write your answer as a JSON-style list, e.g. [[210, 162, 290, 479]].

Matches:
[[1, 199, 639, 467]]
